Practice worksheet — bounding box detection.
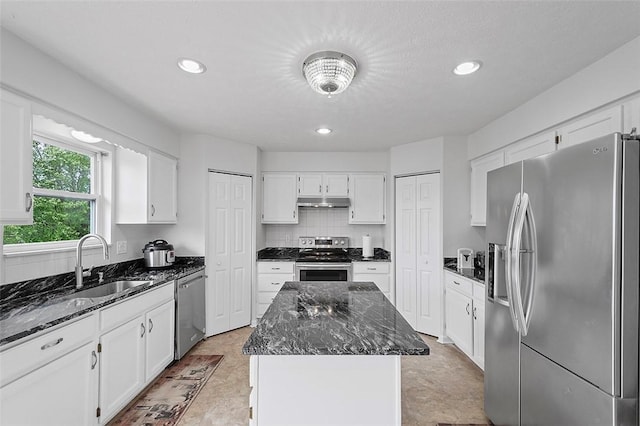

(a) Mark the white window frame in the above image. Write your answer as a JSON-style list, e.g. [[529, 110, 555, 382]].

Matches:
[[3, 133, 107, 256]]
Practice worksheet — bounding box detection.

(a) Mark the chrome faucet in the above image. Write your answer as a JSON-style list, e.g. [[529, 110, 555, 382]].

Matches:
[[75, 233, 110, 289]]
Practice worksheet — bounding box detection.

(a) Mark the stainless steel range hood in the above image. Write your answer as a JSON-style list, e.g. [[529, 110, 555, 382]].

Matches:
[[296, 197, 350, 208]]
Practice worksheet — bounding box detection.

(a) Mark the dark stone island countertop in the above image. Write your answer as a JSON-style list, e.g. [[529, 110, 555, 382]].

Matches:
[[0, 257, 205, 348], [242, 281, 429, 356], [257, 247, 391, 262]]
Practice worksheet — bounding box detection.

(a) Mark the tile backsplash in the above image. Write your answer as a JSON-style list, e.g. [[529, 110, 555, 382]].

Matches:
[[265, 208, 385, 248]]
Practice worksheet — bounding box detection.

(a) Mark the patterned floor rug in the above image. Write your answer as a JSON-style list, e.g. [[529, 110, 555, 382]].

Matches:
[[109, 354, 224, 425]]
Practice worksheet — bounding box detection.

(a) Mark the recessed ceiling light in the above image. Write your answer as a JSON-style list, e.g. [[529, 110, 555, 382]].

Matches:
[[70, 130, 102, 143], [453, 61, 482, 76], [177, 58, 207, 74], [316, 128, 332, 135]]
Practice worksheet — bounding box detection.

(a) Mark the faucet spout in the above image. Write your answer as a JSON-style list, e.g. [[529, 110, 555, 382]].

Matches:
[[76, 233, 110, 289]]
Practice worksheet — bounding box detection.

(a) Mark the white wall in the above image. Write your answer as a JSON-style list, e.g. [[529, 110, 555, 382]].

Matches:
[[442, 136, 485, 256], [469, 36, 640, 159], [157, 133, 260, 256], [0, 29, 181, 284]]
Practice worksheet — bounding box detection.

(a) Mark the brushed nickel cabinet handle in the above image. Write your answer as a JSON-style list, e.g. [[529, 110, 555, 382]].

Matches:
[[453, 281, 461, 285], [149, 318, 154, 333], [151, 204, 156, 216], [140, 323, 146, 338], [41, 337, 63, 350], [25, 193, 33, 212], [466, 303, 470, 315], [91, 350, 98, 369]]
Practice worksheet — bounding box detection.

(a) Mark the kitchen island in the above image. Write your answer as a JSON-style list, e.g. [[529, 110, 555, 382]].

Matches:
[[242, 281, 429, 426]]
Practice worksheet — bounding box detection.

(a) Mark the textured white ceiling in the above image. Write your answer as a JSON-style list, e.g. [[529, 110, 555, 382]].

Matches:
[[2, 1, 639, 152]]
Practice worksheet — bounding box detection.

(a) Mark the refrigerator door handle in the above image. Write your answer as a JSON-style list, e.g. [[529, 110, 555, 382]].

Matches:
[[505, 192, 521, 333], [511, 192, 530, 336], [521, 195, 538, 333]]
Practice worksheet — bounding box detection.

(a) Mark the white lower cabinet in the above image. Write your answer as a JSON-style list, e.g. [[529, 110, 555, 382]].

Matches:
[[99, 315, 146, 420], [352, 262, 391, 301], [0, 283, 176, 425], [444, 270, 485, 369], [98, 283, 175, 423], [0, 316, 98, 426], [256, 262, 295, 318]]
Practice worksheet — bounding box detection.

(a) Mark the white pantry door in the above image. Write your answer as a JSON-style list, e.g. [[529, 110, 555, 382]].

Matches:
[[395, 173, 442, 337], [415, 173, 441, 335], [207, 172, 252, 336]]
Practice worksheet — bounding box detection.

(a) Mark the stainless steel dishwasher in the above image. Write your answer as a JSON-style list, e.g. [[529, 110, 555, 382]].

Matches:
[[175, 270, 206, 359]]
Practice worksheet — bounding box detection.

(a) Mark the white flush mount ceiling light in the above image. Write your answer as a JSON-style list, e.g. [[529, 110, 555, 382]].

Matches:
[[70, 130, 102, 143], [177, 58, 207, 74], [303, 51, 357, 96], [316, 127, 332, 135], [453, 60, 482, 76]]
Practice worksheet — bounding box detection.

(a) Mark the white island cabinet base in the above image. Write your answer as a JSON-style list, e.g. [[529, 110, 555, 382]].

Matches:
[[250, 354, 401, 426]]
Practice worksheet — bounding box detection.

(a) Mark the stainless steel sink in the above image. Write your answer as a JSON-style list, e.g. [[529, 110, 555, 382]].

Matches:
[[71, 280, 151, 299]]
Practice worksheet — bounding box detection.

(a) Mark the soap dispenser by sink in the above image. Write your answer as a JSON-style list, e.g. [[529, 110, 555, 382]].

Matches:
[[457, 248, 474, 270]]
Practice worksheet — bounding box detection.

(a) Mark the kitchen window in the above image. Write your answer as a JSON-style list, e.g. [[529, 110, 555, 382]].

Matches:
[[3, 134, 105, 251]]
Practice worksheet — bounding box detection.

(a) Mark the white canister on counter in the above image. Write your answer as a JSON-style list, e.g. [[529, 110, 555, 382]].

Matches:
[[362, 234, 373, 258]]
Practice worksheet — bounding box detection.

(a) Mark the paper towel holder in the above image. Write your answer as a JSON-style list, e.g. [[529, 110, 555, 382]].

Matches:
[[362, 234, 374, 258]]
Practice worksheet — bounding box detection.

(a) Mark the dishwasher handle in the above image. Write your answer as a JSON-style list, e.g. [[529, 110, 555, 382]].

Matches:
[[177, 272, 205, 289]]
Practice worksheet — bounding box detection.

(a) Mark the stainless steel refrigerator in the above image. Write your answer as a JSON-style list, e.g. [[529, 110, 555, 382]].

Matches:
[[484, 132, 639, 425]]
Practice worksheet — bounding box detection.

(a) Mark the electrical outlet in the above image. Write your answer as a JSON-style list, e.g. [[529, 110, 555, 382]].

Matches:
[[116, 240, 127, 255]]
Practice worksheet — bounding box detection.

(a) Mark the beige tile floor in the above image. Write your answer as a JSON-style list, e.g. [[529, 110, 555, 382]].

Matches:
[[180, 327, 490, 426]]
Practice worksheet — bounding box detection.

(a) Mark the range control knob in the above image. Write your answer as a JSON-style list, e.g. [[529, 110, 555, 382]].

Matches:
[[340, 240, 345, 245], [301, 240, 306, 245]]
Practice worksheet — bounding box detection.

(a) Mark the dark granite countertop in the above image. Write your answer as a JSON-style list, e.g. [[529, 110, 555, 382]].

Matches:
[[242, 281, 429, 356], [257, 247, 391, 262], [0, 257, 204, 348], [443, 257, 485, 284]]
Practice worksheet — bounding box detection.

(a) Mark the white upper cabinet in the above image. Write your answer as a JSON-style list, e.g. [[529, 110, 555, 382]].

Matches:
[[262, 173, 298, 224], [147, 151, 177, 223], [115, 147, 177, 224], [0, 90, 33, 224], [298, 173, 349, 197], [505, 131, 556, 165], [623, 97, 640, 133], [557, 104, 623, 150], [349, 173, 386, 224], [470, 151, 504, 227]]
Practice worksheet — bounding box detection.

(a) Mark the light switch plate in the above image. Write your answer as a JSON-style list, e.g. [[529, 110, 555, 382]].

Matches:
[[116, 240, 127, 254]]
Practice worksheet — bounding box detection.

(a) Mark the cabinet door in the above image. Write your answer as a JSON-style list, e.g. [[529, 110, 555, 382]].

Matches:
[[262, 173, 298, 223], [505, 131, 556, 165], [473, 300, 485, 370], [324, 174, 349, 197], [623, 96, 640, 133], [0, 342, 98, 426], [349, 174, 385, 224], [145, 300, 175, 381], [148, 150, 177, 223], [445, 287, 473, 356], [99, 316, 145, 422], [298, 174, 323, 196], [470, 151, 505, 226], [0, 90, 33, 224], [558, 104, 622, 150], [353, 273, 390, 293]]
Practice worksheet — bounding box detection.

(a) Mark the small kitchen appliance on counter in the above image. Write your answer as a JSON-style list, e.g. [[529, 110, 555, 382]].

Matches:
[[457, 248, 474, 269], [142, 239, 175, 269]]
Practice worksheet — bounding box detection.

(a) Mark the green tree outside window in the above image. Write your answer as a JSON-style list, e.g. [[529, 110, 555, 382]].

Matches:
[[3, 140, 94, 244]]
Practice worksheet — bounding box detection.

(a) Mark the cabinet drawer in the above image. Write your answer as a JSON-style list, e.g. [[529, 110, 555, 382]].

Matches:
[[444, 271, 473, 296], [257, 274, 292, 292], [473, 282, 486, 301], [257, 262, 294, 274], [0, 314, 97, 386], [353, 262, 390, 274], [353, 274, 390, 292], [100, 283, 174, 332]]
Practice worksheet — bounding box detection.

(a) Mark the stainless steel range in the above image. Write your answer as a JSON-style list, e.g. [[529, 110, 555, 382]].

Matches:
[[295, 237, 352, 281]]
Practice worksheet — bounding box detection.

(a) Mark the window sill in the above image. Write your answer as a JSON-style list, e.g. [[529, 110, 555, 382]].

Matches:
[[3, 241, 112, 258]]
